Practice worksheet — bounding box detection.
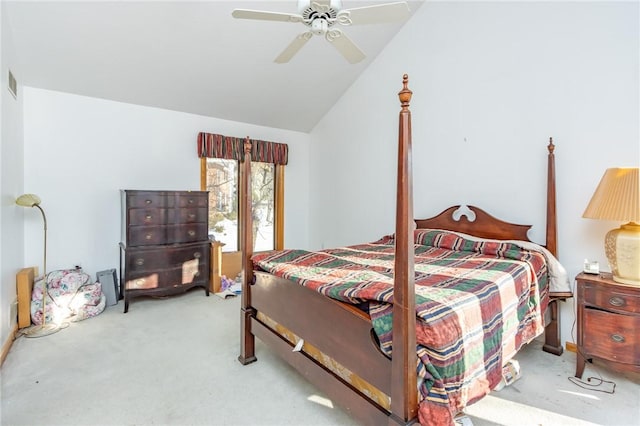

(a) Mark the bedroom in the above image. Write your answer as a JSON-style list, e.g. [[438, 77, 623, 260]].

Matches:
[[1, 0, 638, 424]]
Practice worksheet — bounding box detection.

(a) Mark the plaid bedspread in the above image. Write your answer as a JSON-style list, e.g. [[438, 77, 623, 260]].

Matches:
[[252, 229, 550, 425]]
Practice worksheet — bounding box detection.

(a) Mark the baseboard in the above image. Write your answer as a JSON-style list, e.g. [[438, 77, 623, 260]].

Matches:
[[1, 324, 18, 367], [565, 341, 577, 353]]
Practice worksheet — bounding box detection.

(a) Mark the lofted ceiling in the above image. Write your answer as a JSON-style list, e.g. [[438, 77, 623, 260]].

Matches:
[[5, 0, 424, 132]]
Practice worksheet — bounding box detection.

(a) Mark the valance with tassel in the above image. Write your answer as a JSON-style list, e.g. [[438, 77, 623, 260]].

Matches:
[[197, 132, 288, 165]]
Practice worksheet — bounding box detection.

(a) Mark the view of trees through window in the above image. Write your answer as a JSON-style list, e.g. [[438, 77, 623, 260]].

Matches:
[[205, 158, 274, 252]]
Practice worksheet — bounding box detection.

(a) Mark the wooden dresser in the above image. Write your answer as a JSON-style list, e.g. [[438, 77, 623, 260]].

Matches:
[[575, 272, 640, 378], [119, 190, 210, 312]]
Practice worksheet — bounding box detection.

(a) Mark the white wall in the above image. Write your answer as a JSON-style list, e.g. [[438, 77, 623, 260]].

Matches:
[[1, 1, 26, 347], [7, 0, 639, 354], [310, 1, 639, 347], [22, 88, 310, 284]]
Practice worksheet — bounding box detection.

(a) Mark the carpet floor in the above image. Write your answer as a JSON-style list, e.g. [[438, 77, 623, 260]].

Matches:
[[2, 289, 638, 425]]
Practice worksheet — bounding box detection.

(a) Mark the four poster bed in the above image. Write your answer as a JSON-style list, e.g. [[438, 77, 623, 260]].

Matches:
[[237, 75, 572, 425]]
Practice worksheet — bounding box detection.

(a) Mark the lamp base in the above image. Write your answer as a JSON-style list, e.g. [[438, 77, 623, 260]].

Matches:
[[22, 323, 60, 338], [605, 222, 640, 287], [612, 275, 640, 287]]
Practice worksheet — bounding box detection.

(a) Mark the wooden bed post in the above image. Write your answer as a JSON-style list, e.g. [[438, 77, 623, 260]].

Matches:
[[546, 138, 558, 258], [543, 137, 571, 356], [389, 75, 418, 424], [239, 136, 257, 365]]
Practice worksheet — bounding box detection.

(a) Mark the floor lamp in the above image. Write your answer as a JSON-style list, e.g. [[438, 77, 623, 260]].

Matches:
[[16, 193, 60, 337]]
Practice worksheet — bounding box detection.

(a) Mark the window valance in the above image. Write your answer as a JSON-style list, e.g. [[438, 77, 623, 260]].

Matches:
[[197, 132, 288, 165]]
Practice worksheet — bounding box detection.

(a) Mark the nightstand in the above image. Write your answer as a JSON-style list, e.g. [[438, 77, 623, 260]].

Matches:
[[575, 272, 640, 378]]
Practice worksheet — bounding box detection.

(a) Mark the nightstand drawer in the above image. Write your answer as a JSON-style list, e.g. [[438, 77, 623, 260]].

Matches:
[[582, 282, 640, 314], [583, 309, 640, 365]]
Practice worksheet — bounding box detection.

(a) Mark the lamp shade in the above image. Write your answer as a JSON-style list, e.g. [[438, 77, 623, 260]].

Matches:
[[582, 168, 639, 222], [16, 194, 42, 208]]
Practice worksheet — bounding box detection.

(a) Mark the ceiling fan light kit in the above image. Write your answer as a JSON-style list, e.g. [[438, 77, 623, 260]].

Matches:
[[232, 0, 410, 64]]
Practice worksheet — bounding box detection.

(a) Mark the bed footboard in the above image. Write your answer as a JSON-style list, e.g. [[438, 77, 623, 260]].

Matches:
[[252, 272, 392, 393], [250, 318, 395, 424], [248, 272, 423, 425]]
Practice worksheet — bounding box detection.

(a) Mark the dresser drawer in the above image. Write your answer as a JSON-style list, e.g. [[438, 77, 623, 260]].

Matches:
[[168, 223, 208, 243], [128, 226, 168, 246], [163, 261, 209, 286], [125, 247, 167, 272], [176, 207, 208, 223], [127, 192, 175, 208], [126, 264, 208, 290], [583, 308, 640, 365], [127, 207, 206, 227], [176, 193, 208, 208], [165, 242, 209, 266], [125, 273, 159, 290], [125, 242, 209, 278], [128, 208, 173, 226], [582, 282, 640, 314]]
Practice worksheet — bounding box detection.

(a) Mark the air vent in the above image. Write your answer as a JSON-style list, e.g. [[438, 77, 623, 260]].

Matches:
[[8, 69, 17, 99]]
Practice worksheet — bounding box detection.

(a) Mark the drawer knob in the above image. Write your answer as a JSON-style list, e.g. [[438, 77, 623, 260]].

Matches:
[[145, 214, 152, 220], [135, 279, 144, 286], [188, 199, 194, 204], [611, 334, 625, 343], [145, 199, 152, 204], [145, 234, 152, 240], [188, 230, 196, 237], [135, 258, 145, 266], [188, 213, 196, 219], [194, 252, 201, 259], [609, 296, 625, 307]]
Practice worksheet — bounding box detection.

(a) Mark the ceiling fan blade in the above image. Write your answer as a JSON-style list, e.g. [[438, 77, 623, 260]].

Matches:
[[232, 9, 303, 23], [338, 1, 410, 25], [274, 32, 313, 64], [311, 0, 332, 8], [325, 29, 365, 64]]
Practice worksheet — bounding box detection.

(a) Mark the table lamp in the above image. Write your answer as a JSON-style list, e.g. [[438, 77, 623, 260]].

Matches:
[[16, 193, 60, 337], [582, 168, 640, 286]]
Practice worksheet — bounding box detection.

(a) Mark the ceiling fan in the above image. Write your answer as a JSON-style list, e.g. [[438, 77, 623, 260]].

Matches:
[[232, 0, 410, 64]]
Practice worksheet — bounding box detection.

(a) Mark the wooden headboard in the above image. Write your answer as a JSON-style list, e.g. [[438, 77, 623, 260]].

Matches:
[[415, 205, 532, 242]]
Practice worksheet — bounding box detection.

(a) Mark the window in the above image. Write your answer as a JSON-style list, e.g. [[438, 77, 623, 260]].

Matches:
[[198, 133, 287, 252], [202, 158, 278, 251]]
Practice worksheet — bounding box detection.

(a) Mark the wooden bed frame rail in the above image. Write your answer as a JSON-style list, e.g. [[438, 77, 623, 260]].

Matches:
[[238, 75, 570, 425]]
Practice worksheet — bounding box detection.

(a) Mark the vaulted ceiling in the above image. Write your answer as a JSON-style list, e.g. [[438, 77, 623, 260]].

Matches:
[[5, 1, 424, 132]]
